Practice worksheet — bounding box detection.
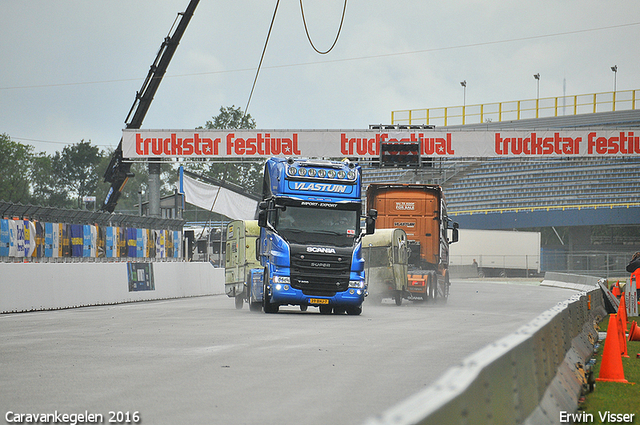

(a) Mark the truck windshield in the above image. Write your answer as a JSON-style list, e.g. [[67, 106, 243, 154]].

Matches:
[[275, 205, 358, 247]]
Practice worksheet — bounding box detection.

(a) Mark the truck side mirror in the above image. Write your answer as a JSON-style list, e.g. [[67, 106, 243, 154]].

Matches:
[[365, 209, 377, 235], [258, 209, 267, 228], [451, 222, 459, 243]]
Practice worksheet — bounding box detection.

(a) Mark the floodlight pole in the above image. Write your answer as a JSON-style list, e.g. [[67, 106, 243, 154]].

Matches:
[[611, 65, 618, 111], [460, 80, 467, 124], [534, 73, 540, 118]]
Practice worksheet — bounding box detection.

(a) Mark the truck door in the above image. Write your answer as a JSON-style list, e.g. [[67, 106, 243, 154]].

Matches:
[[416, 194, 439, 267], [225, 221, 240, 285]]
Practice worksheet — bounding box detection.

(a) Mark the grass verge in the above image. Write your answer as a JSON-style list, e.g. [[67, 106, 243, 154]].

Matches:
[[579, 315, 640, 423]]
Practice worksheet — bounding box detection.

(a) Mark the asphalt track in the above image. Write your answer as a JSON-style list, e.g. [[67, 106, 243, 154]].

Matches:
[[0, 279, 576, 425]]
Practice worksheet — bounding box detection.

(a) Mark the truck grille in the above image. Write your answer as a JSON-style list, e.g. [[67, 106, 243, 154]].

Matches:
[[289, 245, 352, 296]]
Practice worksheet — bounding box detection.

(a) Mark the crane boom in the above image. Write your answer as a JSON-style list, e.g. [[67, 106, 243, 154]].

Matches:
[[102, 0, 199, 213]]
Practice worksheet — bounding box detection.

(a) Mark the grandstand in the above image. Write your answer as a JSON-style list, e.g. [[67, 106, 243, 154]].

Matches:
[[443, 156, 640, 211]]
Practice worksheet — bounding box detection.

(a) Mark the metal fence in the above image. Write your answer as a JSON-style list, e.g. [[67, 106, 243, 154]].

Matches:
[[392, 89, 639, 126], [542, 249, 636, 279], [450, 250, 637, 279]]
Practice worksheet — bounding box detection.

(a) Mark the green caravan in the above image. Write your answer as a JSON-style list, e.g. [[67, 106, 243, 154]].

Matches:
[[225, 220, 262, 310], [362, 228, 409, 306]]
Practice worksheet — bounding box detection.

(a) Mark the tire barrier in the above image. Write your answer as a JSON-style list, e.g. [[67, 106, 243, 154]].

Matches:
[[365, 274, 606, 425]]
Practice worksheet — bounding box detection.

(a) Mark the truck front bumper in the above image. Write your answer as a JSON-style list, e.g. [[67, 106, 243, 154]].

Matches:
[[269, 283, 365, 307]]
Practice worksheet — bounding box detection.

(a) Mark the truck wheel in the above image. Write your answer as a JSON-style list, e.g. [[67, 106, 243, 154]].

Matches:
[[235, 295, 244, 310], [435, 273, 449, 304], [263, 294, 279, 313], [263, 272, 279, 314], [394, 291, 402, 306], [346, 305, 362, 315], [440, 273, 450, 303], [248, 289, 261, 312], [319, 305, 333, 314], [430, 272, 438, 302]]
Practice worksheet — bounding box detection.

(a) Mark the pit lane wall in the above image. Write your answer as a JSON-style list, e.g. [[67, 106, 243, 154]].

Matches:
[[365, 273, 607, 425], [0, 262, 225, 313]]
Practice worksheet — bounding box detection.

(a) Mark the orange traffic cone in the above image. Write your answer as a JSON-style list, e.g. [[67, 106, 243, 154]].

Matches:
[[597, 314, 628, 383], [619, 294, 628, 331], [629, 321, 640, 342], [617, 310, 629, 358], [612, 283, 621, 298]]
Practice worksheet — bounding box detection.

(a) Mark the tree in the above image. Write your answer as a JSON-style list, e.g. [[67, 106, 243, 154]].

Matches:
[[30, 152, 71, 208], [204, 105, 256, 130], [0, 133, 33, 203], [58, 141, 104, 208]]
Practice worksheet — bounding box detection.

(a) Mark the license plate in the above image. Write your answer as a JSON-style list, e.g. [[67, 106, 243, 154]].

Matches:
[[309, 298, 329, 305]]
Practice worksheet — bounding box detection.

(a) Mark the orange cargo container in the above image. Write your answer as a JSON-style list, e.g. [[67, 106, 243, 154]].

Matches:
[[366, 183, 458, 302]]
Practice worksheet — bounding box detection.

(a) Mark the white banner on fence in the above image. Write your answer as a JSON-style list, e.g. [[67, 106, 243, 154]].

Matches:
[[122, 129, 640, 159], [181, 174, 258, 221]]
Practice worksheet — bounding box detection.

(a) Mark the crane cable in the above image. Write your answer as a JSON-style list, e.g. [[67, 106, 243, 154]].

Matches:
[[244, 0, 281, 118], [244, 0, 347, 118], [300, 0, 348, 55]]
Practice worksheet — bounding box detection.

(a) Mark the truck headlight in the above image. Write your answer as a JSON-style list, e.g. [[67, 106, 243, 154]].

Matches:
[[348, 280, 365, 289]]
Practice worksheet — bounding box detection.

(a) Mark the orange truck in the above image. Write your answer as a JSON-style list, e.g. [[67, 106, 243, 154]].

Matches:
[[366, 183, 458, 302]]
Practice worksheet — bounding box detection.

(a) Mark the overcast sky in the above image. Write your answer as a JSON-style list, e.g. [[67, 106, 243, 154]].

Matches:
[[2, 0, 639, 154]]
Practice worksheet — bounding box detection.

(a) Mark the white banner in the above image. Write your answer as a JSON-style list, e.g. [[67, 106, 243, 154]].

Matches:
[[181, 174, 258, 221], [123, 129, 640, 159]]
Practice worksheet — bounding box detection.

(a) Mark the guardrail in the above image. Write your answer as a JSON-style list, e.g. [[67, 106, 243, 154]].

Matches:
[[365, 273, 606, 425], [392, 89, 639, 126]]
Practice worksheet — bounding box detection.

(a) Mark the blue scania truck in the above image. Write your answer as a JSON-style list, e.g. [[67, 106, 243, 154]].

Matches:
[[257, 157, 376, 315]]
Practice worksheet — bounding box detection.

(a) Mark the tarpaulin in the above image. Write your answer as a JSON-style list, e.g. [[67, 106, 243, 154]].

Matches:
[[181, 173, 258, 221]]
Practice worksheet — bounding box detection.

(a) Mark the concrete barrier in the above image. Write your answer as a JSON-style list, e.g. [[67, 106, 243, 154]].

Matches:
[[365, 273, 607, 425], [541, 271, 602, 292], [0, 261, 224, 313]]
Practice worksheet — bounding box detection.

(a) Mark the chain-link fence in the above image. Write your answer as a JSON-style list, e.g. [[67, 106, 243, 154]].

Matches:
[[541, 249, 636, 279]]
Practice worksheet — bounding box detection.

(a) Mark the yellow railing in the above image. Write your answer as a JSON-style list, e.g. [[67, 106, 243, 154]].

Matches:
[[392, 89, 639, 127], [449, 202, 640, 217]]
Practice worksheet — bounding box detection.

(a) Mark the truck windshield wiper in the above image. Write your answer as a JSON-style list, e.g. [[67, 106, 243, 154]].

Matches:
[[311, 230, 344, 235]]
